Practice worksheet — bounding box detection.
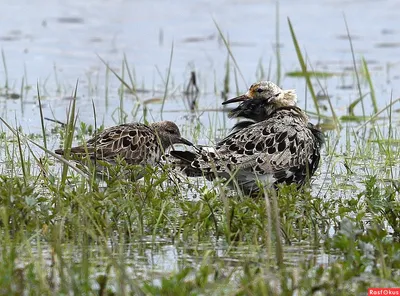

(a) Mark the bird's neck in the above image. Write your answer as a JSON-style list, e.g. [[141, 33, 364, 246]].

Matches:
[[272, 106, 309, 123]]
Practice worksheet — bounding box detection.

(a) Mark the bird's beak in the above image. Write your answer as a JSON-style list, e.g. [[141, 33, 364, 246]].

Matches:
[[222, 93, 251, 105], [178, 137, 194, 146]]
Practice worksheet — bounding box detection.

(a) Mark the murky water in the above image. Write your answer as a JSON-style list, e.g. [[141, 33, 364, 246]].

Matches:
[[1, 0, 400, 284], [25, 238, 334, 291], [1, 0, 400, 134]]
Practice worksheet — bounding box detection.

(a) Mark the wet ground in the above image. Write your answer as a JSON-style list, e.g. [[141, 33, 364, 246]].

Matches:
[[1, 0, 400, 134], [1, 0, 400, 284]]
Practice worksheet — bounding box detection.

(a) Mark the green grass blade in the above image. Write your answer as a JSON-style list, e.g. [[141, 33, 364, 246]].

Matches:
[[355, 97, 400, 132], [213, 18, 247, 88], [362, 57, 378, 114], [286, 71, 335, 78], [15, 126, 27, 186], [105, 65, 110, 108], [275, 2, 281, 85], [348, 93, 368, 116], [0, 116, 88, 179], [97, 54, 139, 100], [60, 80, 79, 187], [287, 18, 320, 116], [28, 131, 89, 179], [119, 58, 125, 124], [123, 53, 137, 95], [20, 77, 24, 101], [223, 47, 230, 98], [160, 41, 174, 119], [37, 82, 47, 150], [269, 190, 284, 269], [307, 63, 340, 128], [90, 99, 98, 187], [1, 49, 8, 89], [344, 15, 364, 116]]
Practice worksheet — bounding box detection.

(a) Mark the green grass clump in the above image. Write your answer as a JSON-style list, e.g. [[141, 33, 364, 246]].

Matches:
[[0, 17, 399, 295]]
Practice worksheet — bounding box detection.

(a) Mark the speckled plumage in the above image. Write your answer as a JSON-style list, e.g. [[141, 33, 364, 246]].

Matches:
[[224, 81, 297, 132], [170, 81, 324, 194], [55, 121, 192, 179]]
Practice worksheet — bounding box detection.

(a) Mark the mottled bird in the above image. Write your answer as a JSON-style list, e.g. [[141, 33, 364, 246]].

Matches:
[[223, 80, 297, 132], [55, 121, 193, 179], [170, 81, 324, 195], [223, 81, 324, 160]]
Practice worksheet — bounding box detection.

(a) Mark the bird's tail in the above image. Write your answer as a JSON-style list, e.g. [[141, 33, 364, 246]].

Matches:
[[167, 150, 205, 177]]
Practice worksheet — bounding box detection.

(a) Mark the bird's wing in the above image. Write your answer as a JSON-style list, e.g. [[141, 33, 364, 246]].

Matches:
[[191, 117, 315, 177], [70, 123, 158, 165]]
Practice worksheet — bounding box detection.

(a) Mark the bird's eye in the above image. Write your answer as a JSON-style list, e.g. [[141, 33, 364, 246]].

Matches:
[[256, 88, 263, 93]]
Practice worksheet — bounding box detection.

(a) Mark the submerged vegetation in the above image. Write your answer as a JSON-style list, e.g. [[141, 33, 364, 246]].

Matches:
[[0, 17, 399, 296]]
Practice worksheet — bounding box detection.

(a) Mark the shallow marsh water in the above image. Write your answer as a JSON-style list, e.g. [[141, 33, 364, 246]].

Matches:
[[1, 0, 400, 131], [0, 0, 399, 293]]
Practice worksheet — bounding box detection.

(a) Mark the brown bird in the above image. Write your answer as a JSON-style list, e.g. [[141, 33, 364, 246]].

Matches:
[[170, 81, 324, 195], [55, 121, 193, 179]]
